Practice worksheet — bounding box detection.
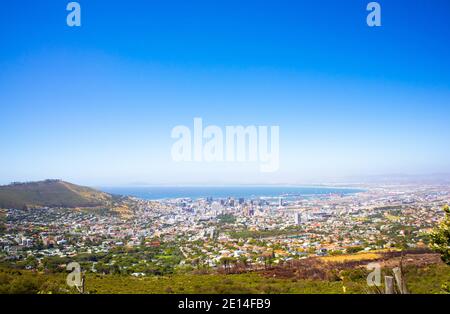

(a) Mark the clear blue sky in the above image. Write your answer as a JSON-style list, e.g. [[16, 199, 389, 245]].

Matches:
[[1, 0, 450, 186]]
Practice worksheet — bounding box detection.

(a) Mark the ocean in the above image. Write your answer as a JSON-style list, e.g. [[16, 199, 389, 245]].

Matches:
[[99, 186, 363, 201]]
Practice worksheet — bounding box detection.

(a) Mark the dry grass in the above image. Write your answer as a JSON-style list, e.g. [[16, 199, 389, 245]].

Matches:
[[321, 252, 383, 263]]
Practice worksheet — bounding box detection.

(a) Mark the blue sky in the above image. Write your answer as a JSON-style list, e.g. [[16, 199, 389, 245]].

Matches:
[[1, 0, 450, 185]]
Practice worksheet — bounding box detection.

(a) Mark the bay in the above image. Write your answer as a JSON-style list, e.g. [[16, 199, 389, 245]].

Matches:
[[100, 186, 363, 201]]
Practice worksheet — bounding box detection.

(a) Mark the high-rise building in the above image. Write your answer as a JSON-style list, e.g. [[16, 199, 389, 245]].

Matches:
[[278, 197, 283, 207], [294, 212, 302, 225]]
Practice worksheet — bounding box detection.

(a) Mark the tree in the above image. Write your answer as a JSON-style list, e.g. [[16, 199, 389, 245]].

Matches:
[[24, 255, 39, 269], [220, 257, 236, 273], [238, 256, 248, 270], [430, 205, 450, 265], [0, 211, 6, 234]]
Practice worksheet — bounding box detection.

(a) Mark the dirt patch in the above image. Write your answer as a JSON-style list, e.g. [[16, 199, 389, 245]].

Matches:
[[256, 251, 443, 281], [380, 253, 442, 268]]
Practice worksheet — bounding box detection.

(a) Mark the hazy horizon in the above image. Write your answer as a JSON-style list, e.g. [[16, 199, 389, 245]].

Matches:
[[2, 172, 450, 188]]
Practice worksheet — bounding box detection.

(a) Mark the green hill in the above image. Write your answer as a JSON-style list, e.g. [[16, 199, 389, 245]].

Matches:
[[0, 180, 113, 209]]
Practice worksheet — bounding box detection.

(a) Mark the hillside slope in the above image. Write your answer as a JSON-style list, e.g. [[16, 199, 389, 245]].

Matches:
[[0, 180, 113, 209]]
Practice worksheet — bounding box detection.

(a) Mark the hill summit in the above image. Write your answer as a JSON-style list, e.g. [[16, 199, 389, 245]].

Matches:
[[0, 179, 113, 209]]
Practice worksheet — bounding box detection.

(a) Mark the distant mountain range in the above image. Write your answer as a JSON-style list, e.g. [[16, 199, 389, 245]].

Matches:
[[0, 180, 114, 209]]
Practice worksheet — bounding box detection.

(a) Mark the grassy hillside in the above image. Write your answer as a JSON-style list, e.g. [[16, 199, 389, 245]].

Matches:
[[86, 264, 450, 294], [0, 180, 113, 209], [0, 264, 448, 294]]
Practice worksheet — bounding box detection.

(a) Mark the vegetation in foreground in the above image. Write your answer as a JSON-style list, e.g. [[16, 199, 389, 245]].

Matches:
[[430, 204, 450, 265], [0, 257, 449, 294]]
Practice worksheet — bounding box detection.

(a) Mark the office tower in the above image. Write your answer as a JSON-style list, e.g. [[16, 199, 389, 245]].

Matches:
[[294, 212, 302, 225]]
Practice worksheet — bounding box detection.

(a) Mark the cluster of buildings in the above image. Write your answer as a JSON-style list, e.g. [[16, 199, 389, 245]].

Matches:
[[0, 184, 448, 272]]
